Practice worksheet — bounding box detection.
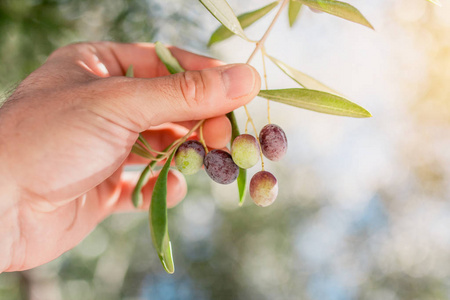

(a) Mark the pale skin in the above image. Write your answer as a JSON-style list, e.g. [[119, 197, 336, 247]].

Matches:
[[0, 42, 261, 273]]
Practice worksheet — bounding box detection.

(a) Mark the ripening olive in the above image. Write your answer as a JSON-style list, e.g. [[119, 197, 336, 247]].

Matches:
[[231, 134, 260, 169], [250, 171, 278, 207], [175, 140, 205, 175]]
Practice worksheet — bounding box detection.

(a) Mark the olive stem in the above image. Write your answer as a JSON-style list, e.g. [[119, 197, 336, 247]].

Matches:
[[261, 47, 271, 124], [240, 0, 288, 129], [239, 0, 288, 170], [139, 119, 205, 163], [199, 123, 209, 154], [138, 134, 167, 155], [175, 119, 205, 149], [245, 0, 289, 65], [132, 144, 158, 160]]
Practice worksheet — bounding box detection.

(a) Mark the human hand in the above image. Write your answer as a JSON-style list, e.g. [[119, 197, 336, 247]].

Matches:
[[0, 42, 260, 272]]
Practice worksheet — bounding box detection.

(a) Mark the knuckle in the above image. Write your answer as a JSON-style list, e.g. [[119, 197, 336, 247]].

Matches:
[[48, 42, 97, 61], [178, 71, 206, 107], [47, 45, 74, 60]]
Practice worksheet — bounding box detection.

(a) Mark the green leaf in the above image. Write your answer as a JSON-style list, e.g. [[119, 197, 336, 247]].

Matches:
[[132, 43, 184, 208], [267, 54, 340, 96], [208, 1, 278, 46], [150, 148, 178, 274], [227, 111, 240, 141], [293, 0, 374, 29], [258, 88, 371, 118], [426, 0, 441, 6], [132, 163, 153, 208], [236, 168, 247, 206], [155, 41, 185, 74], [132, 143, 176, 208], [126, 65, 134, 77], [199, 0, 249, 42], [132, 159, 160, 208], [131, 144, 157, 160], [226, 111, 247, 206], [288, 0, 302, 27]]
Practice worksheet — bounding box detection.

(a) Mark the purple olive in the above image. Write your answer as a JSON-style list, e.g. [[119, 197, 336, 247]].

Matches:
[[259, 124, 287, 161], [204, 149, 239, 184]]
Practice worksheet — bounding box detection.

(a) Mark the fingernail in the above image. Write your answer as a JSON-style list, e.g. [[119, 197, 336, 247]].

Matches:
[[222, 64, 256, 99]]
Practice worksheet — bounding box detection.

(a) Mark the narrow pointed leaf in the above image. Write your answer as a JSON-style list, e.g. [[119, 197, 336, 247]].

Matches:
[[426, 0, 441, 6], [236, 168, 247, 206], [132, 142, 176, 208], [159, 241, 174, 274], [155, 41, 185, 74], [150, 149, 177, 274], [132, 158, 159, 208], [267, 54, 340, 96], [208, 1, 278, 46], [199, 0, 249, 42], [126, 65, 134, 77], [293, 0, 374, 29], [132, 163, 151, 208], [258, 89, 371, 118], [227, 111, 240, 140], [136, 46, 183, 273], [131, 144, 157, 160], [227, 111, 247, 205], [288, 0, 302, 27]]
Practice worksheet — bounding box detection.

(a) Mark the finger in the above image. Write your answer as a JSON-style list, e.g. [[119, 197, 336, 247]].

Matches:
[[173, 121, 199, 130], [49, 42, 224, 79], [201, 116, 232, 149], [85, 63, 261, 132], [113, 43, 225, 77], [114, 169, 187, 212]]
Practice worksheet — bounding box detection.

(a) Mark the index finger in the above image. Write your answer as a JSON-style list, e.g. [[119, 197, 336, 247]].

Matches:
[[115, 43, 225, 77], [50, 42, 225, 79]]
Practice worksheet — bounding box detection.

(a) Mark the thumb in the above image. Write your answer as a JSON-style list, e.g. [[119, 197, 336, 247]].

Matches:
[[88, 64, 261, 131]]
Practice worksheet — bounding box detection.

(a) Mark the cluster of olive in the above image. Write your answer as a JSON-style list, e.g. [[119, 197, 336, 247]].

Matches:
[[175, 123, 287, 207]]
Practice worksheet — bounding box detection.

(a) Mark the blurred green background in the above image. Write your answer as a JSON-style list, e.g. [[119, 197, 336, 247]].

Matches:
[[2, 0, 450, 299]]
